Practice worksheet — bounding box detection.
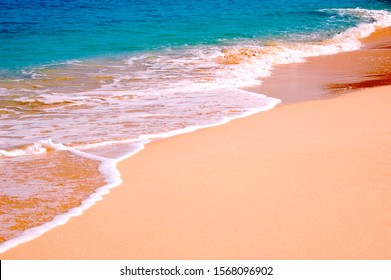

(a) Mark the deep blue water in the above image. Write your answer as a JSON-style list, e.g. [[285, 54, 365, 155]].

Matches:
[[0, 0, 389, 71]]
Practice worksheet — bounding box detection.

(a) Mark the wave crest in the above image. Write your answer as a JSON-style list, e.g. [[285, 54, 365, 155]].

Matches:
[[0, 139, 66, 157]]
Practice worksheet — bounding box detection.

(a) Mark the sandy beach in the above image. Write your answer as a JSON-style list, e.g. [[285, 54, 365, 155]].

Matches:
[[1, 26, 391, 259], [1, 84, 390, 259]]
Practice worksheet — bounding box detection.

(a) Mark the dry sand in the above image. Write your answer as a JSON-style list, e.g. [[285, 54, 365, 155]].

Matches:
[[1, 85, 390, 259]]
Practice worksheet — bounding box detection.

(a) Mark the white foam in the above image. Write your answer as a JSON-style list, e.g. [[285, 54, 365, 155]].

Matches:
[[0, 139, 63, 157], [208, 8, 391, 88]]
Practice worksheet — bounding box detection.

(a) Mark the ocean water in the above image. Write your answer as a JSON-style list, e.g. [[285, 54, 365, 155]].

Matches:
[[1, 0, 391, 252]]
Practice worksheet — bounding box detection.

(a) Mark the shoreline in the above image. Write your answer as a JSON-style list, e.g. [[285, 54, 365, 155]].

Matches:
[[1, 85, 390, 259], [1, 27, 391, 259], [244, 26, 391, 104]]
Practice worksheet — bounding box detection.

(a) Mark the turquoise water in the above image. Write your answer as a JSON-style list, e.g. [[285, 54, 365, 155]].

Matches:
[[1, 0, 391, 251], [0, 0, 389, 71]]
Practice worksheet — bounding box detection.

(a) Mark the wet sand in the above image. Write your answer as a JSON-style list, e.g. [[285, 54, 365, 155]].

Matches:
[[244, 27, 391, 103]]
